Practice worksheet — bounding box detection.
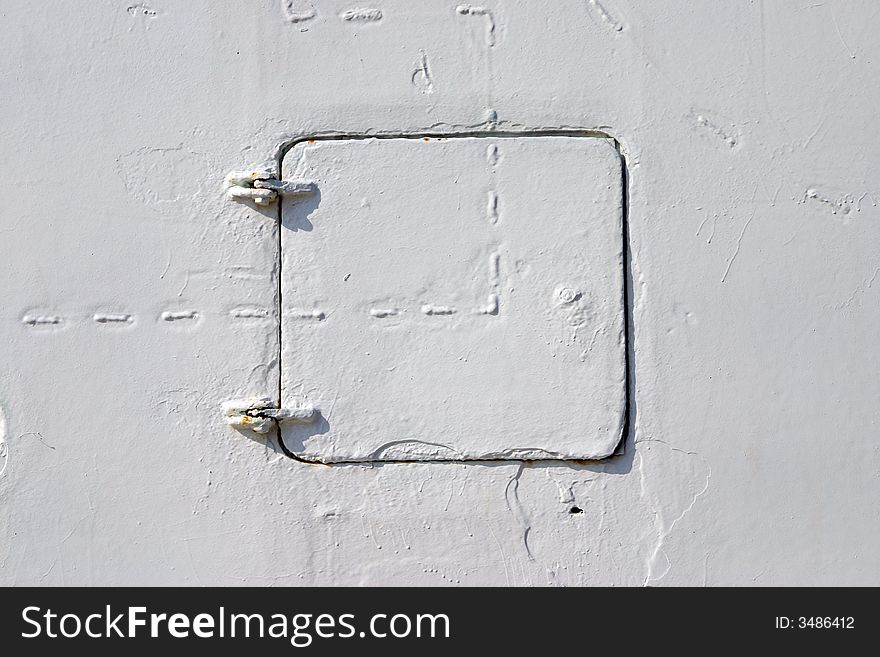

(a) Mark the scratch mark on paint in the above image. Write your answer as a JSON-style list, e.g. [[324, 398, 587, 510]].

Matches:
[[504, 464, 535, 561], [579, 326, 604, 361], [486, 191, 499, 224], [231, 307, 270, 319], [282, 0, 316, 23], [94, 313, 134, 324], [721, 210, 756, 283], [587, 0, 625, 32], [641, 443, 713, 585], [485, 521, 512, 586], [411, 49, 434, 94], [829, 6, 856, 60], [177, 270, 190, 297], [857, 192, 877, 212], [161, 310, 198, 322], [340, 7, 383, 22], [456, 5, 496, 46], [834, 267, 880, 311], [18, 431, 53, 450], [370, 308, 399, 318], [695, 211, 718, 244], [22, 315, 63, 327], [421, 304, 456, 316]]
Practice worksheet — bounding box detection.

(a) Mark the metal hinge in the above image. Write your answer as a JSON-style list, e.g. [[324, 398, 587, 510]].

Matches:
[[224, 170, 316, 206], [222, 398, 317, 434]]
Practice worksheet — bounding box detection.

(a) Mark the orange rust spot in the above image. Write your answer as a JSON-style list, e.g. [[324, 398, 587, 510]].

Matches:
[[422, 137, 431, 141], [307, 139, 315, 144]]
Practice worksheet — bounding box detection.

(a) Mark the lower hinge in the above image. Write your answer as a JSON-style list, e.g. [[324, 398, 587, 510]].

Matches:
[[222, 398, 317, 434]]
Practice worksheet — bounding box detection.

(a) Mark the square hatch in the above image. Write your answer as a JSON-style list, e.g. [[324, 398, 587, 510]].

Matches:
[[279, 134, 626, 462]]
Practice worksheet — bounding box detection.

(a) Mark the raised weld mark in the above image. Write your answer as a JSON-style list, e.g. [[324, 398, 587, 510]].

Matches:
[[477, 293, 499, 315], [455, 5, 495, 46], [282, 0, 316, 23], [22, 315, 63, 327], [486, 191, 499, 224], [94, 313, 133, 324], [421, 304, 457, 316], [587, 0, 624, 32], [489, 251, 501, 285], [161, 310, 198, 322], [0, 405, 7, 479], [487, 144, 499, 166], [289, 309, 325, 320], [370, 308, 399, 318], [231, 307, 270, 319], [340, 7, 383, 22], [411, 50, 434, 94]]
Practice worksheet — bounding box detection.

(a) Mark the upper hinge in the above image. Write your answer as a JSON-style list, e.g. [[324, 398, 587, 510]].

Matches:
[[222, 398, 317, 434], [224, 170, 316, 206]]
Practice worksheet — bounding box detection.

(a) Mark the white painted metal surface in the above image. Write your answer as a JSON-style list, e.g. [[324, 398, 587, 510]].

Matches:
[[2, 1, 879, 585], [280, 135, 625, 462]]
